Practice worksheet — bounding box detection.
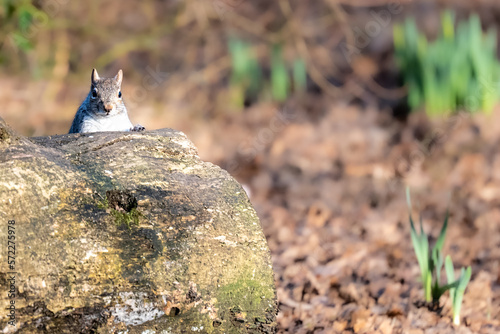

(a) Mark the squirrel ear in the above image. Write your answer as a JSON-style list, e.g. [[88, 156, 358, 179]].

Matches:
[[115, 69, 123, 86], [91, 68, 100, 84]]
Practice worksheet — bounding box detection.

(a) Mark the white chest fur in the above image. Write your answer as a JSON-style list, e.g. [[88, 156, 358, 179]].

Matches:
[[80, 111, 133, 132]]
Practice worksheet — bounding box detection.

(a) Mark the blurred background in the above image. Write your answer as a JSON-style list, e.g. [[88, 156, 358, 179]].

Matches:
[[2, 0, 500, 332]]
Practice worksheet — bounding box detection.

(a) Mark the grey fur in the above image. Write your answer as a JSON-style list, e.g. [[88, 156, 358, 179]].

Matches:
[[69, 69, 142, 134]]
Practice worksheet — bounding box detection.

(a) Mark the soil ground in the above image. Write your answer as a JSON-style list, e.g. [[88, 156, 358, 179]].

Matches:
[[194, 100, 500, 334]]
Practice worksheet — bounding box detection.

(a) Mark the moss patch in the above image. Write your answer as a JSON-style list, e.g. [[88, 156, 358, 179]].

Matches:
[[110, 207, 142, 229], [216, 271, 277, 332]]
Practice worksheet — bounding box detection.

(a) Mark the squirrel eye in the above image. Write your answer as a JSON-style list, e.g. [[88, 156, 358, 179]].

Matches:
[[118, 91, 122, 98], [91, 89, 98, 99]]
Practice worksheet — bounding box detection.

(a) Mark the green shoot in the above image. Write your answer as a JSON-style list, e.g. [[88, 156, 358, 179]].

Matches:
[[445, 256, 472, 326], [228, 39, 307, 106], [405, 188, 460, 304], [394, 11, 500, 115]]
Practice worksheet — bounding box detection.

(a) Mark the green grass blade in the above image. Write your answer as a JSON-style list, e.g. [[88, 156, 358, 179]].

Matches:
[[445, 255, 456, 304], [458, 266, 472, 291], [421, 231, 431, 301], [432, 247, 443, 282], [406, 187, 432, 301], [419, 214, 425, 236], [452, 266, 471, 325], [434, 210, 449, 253], [410, 219, 428, 283], [453, 292, 463, 325], [446, 258, 471, 326]]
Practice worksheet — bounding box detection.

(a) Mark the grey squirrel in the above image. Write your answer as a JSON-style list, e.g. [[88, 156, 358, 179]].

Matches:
[[69, 69, 145, 133]]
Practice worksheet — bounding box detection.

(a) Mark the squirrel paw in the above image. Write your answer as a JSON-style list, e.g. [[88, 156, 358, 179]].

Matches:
[[131, 124, 146, 132]]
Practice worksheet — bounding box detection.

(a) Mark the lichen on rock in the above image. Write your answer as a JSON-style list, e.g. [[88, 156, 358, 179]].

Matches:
[[0, 118, 277, 333]]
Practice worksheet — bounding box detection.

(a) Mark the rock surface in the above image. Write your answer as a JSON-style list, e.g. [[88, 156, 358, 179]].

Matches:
[[0, 118, 277, 333]]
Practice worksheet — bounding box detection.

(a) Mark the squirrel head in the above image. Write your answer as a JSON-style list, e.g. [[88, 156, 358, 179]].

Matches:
[[87, 68, 126, 116]]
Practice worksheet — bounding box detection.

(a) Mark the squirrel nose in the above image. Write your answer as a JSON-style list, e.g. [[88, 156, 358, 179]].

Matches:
[[104, 104, 114, 112]]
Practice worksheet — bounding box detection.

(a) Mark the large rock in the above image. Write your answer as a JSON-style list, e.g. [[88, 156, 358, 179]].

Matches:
[[0, 118, 277, 333]]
